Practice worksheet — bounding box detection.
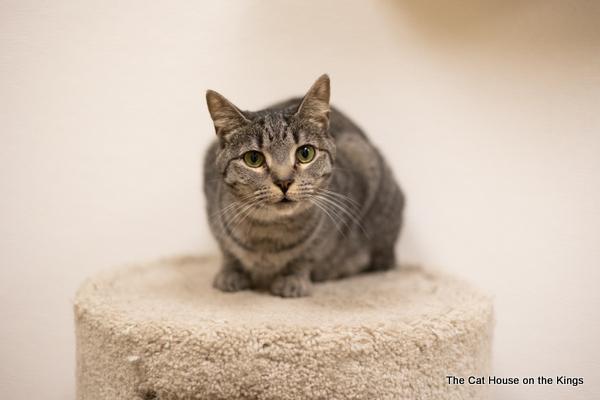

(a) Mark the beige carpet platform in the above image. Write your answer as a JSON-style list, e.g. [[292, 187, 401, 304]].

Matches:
[[74, 255, 494, 400]]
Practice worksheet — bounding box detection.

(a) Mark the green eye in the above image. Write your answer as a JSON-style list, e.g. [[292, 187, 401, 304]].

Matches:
[[243, 151, 265, 168], [296, 145, 316, 163]]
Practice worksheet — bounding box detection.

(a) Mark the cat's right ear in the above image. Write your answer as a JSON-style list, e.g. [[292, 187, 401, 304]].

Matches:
[[206, 90, 250, 136]]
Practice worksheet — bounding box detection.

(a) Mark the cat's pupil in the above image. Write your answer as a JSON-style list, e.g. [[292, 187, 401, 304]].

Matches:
[[300, 147, 309, 158], [250, 152, 258, 162]]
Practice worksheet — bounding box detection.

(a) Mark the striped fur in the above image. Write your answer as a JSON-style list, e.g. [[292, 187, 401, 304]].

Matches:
[[204, 75, 404, 297]]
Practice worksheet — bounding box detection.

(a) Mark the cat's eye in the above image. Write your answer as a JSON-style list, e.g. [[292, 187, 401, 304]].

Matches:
[[243, 151, 265, 168], [296, 145, 316, 163]]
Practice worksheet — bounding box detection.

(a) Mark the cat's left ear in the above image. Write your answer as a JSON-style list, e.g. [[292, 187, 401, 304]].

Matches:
[[295, 74, 330, 130], [206, 90, 251, 136]]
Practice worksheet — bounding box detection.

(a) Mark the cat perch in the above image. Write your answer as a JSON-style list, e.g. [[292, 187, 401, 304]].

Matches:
[[74, 255, 494, 399]]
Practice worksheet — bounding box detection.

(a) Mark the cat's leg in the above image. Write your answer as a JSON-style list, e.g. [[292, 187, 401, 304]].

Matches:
[[368, 246, 396, 271], [213, 252, 251, 292], [270, 262, 312, 298], [312, 245, 371, 281]]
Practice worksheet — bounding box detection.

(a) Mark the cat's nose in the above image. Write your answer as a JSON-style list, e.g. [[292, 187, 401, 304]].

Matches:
[[274, 179, 294, 194]]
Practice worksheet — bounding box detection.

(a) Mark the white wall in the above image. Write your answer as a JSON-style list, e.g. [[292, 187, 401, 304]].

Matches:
[[1, 1, 599, 399]]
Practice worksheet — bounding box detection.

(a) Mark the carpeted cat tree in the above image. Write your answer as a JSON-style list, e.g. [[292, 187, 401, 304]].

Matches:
[[74, 255, 493, 399]]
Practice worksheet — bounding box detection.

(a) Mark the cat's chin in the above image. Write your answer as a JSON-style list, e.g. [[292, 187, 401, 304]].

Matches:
[[262, 199, 309, 217], [272, 200, 300, 212]]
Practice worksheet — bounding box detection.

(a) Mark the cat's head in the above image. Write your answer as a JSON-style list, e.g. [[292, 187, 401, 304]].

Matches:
[[206, 75, 335, 217]]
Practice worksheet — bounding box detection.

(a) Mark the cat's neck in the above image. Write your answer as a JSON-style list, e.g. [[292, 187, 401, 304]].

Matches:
[[221, 202, 322, 253]]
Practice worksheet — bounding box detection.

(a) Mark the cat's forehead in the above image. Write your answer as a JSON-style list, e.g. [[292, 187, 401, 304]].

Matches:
[[256, 113, 290, 140], [219, 108, 329, 161], [252, 113, 297, 149]]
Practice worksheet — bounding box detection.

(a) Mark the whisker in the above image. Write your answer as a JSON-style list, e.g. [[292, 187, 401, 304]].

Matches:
[[212, 190, 268, 219], [318, 188, 362, 210], [317, 191, 363, 219], [309, 197, 345, 237], [226, 194, 270, 229], [315, 193, 362, 220], [314, 194, 369, 237], [231, 197, 267, 232], [314, 197, 354, 235]]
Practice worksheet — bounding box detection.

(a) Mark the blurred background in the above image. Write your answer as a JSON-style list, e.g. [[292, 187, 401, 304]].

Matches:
[[1, 1, 599, 399]]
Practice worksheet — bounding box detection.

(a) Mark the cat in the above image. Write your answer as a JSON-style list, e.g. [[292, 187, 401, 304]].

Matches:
[[203, 75, 404, 297]]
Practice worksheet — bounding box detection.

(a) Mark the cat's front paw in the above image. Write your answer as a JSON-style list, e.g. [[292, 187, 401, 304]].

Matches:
[[270, 275, 312, 298], [213, 269, 251, 292]]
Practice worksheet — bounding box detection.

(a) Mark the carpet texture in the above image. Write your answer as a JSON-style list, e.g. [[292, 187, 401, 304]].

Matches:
[[74, 255, 494, 399]]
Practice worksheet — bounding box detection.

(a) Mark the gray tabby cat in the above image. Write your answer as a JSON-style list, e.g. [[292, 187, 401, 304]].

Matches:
[[204, 75, 404, 297]]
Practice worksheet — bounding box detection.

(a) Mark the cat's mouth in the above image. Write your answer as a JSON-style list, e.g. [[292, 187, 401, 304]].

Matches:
[[274, 197, 297, 208]]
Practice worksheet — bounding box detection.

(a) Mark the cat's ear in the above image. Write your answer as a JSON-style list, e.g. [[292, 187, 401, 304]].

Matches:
[[295, 74, 330, 129], [206, 90, 250, 136]]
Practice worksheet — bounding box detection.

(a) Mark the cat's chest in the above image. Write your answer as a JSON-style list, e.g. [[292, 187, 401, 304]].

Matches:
[[221, 217, 321, 273], [232, 247, 293, 274]]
